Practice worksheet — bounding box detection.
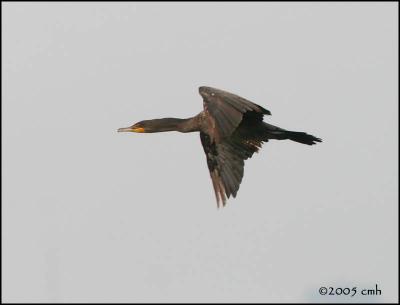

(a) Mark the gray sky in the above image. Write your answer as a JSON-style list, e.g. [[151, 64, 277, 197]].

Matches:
[[2, 2, 398, 303]]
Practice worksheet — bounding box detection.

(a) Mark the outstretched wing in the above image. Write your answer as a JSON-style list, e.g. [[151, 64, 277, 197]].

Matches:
[[200, 86, 270, 142], [200, 118, 266, 207]]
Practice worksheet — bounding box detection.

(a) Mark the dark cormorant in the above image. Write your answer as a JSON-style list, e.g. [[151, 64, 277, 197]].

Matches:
[[118, 86, 322, 207]]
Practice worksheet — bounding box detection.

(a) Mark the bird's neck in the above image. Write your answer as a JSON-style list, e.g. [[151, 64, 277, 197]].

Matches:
[[177, 116, 201, 133], [148, 117, 200, 133]]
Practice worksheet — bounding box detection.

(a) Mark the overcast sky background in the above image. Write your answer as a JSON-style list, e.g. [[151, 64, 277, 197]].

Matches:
[[2, 2, 398, 303]]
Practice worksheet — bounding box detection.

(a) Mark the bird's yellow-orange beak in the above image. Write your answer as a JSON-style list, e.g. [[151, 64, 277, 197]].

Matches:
[[117, 126, 145, 133]]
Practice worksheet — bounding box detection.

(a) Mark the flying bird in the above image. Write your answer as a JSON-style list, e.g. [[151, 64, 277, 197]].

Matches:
[[118, 86, 322, 207]]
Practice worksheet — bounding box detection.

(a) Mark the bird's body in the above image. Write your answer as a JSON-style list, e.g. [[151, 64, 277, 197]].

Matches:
[[118, 86, 321, 207]]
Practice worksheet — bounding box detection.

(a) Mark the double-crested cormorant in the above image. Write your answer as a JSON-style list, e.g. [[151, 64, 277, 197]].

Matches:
[[118, 86, 322, 207]]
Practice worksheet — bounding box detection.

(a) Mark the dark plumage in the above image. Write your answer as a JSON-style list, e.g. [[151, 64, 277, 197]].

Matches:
[[118, 86, 322, 207]]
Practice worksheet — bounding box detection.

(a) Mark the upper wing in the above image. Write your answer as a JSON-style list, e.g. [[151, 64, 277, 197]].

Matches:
[[200, 87, 270, 142], [200, 122, 265, 207]]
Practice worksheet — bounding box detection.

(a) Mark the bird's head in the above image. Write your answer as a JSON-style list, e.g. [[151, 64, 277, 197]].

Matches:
[[118, 118, 187, 133], [117, 121, 148, 133]]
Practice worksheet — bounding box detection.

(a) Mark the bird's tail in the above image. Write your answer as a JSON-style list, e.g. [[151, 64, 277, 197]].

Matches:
[[284, 131, 322, 145], [263, 123, 322, 145]]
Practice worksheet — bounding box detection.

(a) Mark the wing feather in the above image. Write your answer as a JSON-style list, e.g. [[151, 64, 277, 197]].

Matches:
[[200, 128, 263, 207], [199, 87, 272, 206], [201, 87, 270, 141]]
